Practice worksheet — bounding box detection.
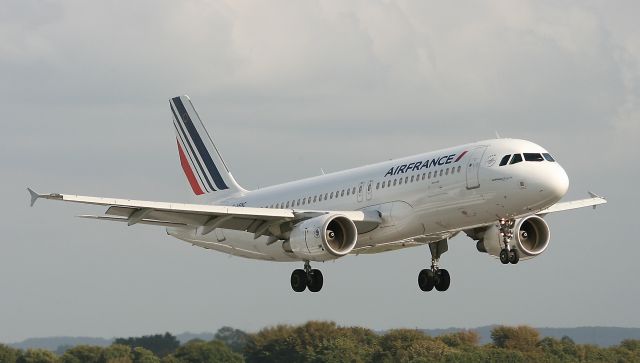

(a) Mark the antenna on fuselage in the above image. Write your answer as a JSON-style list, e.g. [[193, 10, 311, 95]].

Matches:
[[320, 168, 326, 175], [495, 131, 502, 139]]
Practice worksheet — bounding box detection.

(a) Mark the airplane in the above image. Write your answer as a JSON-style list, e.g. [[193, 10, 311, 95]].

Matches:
[[28, 95, 607, 293]]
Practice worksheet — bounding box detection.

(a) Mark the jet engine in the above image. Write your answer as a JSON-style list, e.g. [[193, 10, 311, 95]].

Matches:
[[284, 214, 358, 261], [475, 215, 550, 260]]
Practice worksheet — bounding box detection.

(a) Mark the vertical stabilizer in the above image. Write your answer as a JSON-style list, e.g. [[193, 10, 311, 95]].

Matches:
[[170, 95, 246, 196]]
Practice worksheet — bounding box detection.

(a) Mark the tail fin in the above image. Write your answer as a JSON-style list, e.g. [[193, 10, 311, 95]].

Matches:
[[170, 95, 246, 196]]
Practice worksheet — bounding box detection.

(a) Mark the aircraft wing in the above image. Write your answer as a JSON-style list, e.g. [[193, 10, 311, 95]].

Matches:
[[27, 188, 381, 238], [537, 192, 607, 215]]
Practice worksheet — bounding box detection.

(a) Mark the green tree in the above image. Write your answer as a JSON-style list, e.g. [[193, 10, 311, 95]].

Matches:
[[245, 321, 378, 363], [0, 344, 21, 363], [214, 327, 248, 353], [438, 330, 480, 348], [60, 345, 103, 363], [131, 347, 160, 363], [98, 344, 133, 363], [168, 340, 243, 363], [620, 339, 640, 351], [375, 328, 449, 363], [114, 333, 179, 358], [490, 325, 540, 352], [16, 349, 59, 363]]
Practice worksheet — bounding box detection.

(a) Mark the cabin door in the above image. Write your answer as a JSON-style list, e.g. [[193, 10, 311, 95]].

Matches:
[[466, 146, 487, 189]]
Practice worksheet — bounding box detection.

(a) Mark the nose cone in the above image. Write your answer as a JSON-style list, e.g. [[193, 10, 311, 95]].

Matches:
[[547, 164, 569, 200]]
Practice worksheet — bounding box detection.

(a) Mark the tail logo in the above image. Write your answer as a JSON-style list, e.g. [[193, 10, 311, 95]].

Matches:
[[171, 96, 229, 193]]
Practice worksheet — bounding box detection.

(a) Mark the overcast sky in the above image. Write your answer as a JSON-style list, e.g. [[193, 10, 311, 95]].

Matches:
[[2, 0, 639, 343]]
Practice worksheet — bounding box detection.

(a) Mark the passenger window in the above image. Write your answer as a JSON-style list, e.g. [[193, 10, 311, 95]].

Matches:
[[308, 197, 311, 204], [341, 190, 345, 197], [367, 184, 371, 192], [543, 153, 556, 162], [393, 179, 397, 186], [376, 182, 380, 190], [387, 180, 391, 187], [399, 178, 403, 185], [381, 182, 385, 189], [499, 155, 511, 166], [313, 196, 317, 203], [524, 153, 544, 162], [404, 177, 408, 183], [457, 166, 461, 173], [451, 167, 455, 174], [445, 168, 449, 175], [324, 193, 328, 200], [302, 198, 305, 205], [286, 201, 290, 208], [410, 175, 414, 182], [352, 187, 356, 194], [422, 173, 426, 180], [428, 171, 431, 179], [330, 192, 334, 199], [510, 154, 523, 164], [346, 188, 350, 196], [297, 199, 300, 206], [439, 169, 443, 176]]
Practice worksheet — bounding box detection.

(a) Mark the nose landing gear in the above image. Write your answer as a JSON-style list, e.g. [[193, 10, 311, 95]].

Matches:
[[498, 219, 519, 264], [290, 260, 324, 293]]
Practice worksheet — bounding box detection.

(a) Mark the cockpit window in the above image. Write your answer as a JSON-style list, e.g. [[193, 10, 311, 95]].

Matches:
[[510, 153, 523, 164], [542, 153, 555, 162], [499, 155, 511, 166], [523, 153, 544, 162]]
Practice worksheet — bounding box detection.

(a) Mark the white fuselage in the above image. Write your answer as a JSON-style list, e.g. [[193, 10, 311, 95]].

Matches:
[[168, 138, 569, 261]]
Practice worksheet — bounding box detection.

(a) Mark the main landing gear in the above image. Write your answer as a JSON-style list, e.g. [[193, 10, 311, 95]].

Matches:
[[498, 219, 519, 265], [291, 261, 323, 293], [418, 239, 450, 292]]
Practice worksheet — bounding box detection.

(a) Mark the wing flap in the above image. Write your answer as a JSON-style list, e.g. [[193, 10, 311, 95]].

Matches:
[[78, 215, 188, 227]]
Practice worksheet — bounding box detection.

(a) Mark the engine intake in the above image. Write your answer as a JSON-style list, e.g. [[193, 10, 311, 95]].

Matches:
[[514, 215, 550, 256], [285, 214, 358, 261], [475, 215, 550, 260]]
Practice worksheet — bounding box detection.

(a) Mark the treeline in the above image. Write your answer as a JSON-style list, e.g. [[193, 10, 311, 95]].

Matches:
[[2, 322, 640, 363]]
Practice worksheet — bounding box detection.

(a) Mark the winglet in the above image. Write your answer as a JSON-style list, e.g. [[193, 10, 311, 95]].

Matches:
[[588, 191, 605, 209], [27, 187, 41, 207]]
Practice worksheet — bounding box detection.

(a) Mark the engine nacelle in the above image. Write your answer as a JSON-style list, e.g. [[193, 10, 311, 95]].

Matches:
[[284, 214, 358, 261], [476, 215, 551, 260]]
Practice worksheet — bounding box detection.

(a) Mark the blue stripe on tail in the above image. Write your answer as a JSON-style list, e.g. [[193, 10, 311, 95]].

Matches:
[[171, 104, 216, 192], [172, 97, 229, 190]]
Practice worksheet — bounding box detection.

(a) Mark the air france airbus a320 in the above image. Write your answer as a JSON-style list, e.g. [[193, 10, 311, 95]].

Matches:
[[28, 95, 606, 293]]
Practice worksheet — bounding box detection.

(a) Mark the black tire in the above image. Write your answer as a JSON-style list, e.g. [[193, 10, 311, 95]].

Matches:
[[499, 249, 509, 264], [418, 269, 435, 291], [307, 269, 323, 292], [435, 269, 450, 291], [290, 269, 307, 292], [508, 249, 519, 264]]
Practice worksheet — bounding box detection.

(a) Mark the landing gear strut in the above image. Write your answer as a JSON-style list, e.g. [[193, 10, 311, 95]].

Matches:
[[418, 239, 450, 292], [498, 219, 519, 265], [290, 261, 323, 293]]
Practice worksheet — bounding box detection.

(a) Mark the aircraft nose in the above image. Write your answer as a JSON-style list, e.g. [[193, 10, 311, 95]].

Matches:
[[547, 163, 569, 200]]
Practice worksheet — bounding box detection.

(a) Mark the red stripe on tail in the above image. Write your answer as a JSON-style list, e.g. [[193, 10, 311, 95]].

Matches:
[[177, 139, 204, 195]]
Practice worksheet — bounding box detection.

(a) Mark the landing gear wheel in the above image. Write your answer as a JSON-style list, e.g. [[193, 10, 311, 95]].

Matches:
[[499, 249, 510, 264], [307, 269, 323, 292], [418, 269, 435, 291], [290, 269, 307, 292], [435, 269, 450, 291], [508, 250, 519, 264]]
